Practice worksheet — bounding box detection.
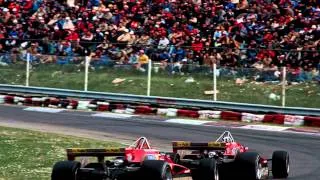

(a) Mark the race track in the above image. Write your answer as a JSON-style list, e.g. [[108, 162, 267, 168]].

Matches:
[[0, 105, 319, 179]]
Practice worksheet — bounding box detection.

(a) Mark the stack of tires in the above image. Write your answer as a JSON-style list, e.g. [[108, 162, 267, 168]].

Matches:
[[0, 95, 6, 104]]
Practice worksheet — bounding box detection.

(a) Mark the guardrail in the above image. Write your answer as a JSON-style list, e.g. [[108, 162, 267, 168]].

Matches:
[[0, 84, 319, 116]]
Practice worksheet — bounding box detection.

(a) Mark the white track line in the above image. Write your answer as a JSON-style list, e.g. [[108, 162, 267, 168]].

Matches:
[[92, 112, 136, 119], [165, 119, 211, 125], [236, 125, 290, 132], [24, 107, 65, 113]]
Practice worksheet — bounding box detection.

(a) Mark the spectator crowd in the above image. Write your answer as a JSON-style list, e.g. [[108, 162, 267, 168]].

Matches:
[[0, 0, 319, 82]]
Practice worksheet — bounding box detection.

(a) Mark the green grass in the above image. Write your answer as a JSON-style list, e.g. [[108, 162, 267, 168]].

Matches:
[[0, 64, 319, 108], [0, 126, 122, 180]]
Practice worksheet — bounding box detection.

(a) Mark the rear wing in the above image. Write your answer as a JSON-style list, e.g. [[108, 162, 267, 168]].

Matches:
[[172, 141, 226, 152], [67, 148, 125, 160]]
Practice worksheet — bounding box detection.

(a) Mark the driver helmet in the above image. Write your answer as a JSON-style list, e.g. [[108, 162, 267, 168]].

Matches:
[[223, 136, 232, 143]]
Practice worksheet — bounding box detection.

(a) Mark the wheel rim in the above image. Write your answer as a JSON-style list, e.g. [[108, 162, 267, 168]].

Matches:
[[164, 167, 173, 180], [214, 168, 219, 180], [256, 158, 262, 179], [74, 169, 78, 180], [256, 163, 262, 179], [286, 156, 290, 174]]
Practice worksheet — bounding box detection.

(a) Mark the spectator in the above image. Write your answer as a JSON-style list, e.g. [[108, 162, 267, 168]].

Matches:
[[137, 50, 149, 72], [0, 0, 317, 82], [158, 35, 170, 50]]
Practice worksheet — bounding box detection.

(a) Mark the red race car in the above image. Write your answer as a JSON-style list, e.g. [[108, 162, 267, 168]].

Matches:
[[171, 131, 290, 180], [51, 136, 189, 180], [51, 131, 289, 180]]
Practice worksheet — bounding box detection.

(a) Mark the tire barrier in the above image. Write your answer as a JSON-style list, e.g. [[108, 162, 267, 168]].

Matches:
[[24, 97, 33, 106], [2, 93, 320, 128], [59, 99, 70, 108], [273, 114, 285, 125], [14, 96, 25, 105], [4, 95, 14, 104], [221, 111, 242, 121], [32, 97, 46, 107], [303, 116, 320, 127], [166, 108, 178, 117], [134, 106, 154, 115], [97, 101, 109, 111], [77, 101, 91, 110], [284, 115, 305, 126], [64, 99, 78, 109], [48, 97, 60, 108], [198, 110, 221, 119], [0, 95, 5, 104], [157, 108, 168, 115], [125, 107, 135, 114], [109, 103, 126, 112], [263, 114, 275, 123], [177, 109, 199, 118], [241, 113, 265, 123]]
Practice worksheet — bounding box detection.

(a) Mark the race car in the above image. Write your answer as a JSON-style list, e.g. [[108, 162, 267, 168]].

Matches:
[[170, 131, 290, 180], [51, 131, 289, 180], [51, 136, 190, 180]]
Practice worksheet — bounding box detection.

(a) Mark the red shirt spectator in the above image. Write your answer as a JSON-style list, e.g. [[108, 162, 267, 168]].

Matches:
[[8, 2, 20, 12], [23, 0, 33, 10], [263, 32, 274, 42], [192, 39, 203, 52], [65, 31, 79, 41]]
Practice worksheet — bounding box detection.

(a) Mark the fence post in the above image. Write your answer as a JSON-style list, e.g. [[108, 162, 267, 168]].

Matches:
[[84, 56, 90, 91], [282, 67, 286, 107], [147, 60, 152, 96], [213, 63, 217, 101], [26, 53, 30, 87]]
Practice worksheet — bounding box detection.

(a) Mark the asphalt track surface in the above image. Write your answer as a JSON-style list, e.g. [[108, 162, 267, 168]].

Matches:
[[0, 105, 320, 180]]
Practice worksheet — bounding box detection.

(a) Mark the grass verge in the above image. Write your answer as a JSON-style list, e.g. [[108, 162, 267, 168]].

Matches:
[[0, 126, 122, 180], [0, 64, 319, 108]]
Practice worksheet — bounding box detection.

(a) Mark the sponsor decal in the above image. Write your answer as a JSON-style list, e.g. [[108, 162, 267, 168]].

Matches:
[[173, 141, 192, 147]]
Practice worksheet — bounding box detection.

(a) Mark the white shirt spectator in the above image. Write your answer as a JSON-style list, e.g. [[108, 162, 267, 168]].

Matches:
[[67, 0, 76, 7], [192, 0, 201, 5], [158, 37, 170, 49], [63, 17, 75, 30]]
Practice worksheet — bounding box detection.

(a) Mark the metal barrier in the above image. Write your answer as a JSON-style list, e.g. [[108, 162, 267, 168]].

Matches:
[[0, 84, 319, 116], [0, 53, 319, 108]]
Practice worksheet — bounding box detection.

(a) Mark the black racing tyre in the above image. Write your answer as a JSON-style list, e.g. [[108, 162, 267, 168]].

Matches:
[[272, 151, 289, 178], [236, 152, 263, 180], [51, 161, 80, 180], [140, 160, 173, 180], [84, 163, 105, 170], [192, 158, 219, 180]]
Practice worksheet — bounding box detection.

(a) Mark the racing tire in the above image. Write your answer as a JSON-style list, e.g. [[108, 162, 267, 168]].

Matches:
[[192, 158, 219, 180], [236, 152, 264, 180], [140, 160, 173, 180], [272, 151, 289, 178], [51, 161, 80, 180]]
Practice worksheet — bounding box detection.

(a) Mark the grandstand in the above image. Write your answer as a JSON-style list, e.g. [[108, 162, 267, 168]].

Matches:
[[0, 0, 319, 83]]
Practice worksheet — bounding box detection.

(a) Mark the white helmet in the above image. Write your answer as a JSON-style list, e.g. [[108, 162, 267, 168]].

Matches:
[[223, 136, 232, 143]]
